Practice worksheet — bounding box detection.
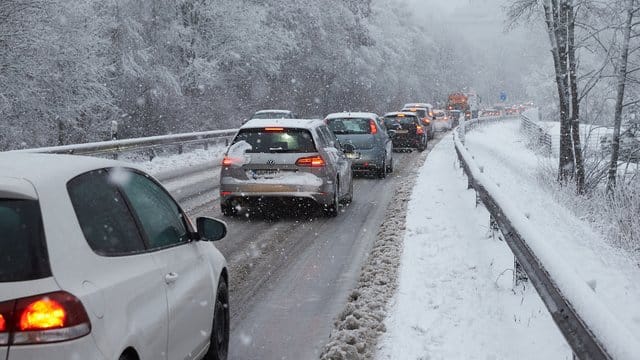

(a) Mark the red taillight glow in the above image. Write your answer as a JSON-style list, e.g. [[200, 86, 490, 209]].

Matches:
[[222, 156, 241, 167], [220, 191, 232, 196], [296, 155, 325, 167], [264, 127, 284, 132], [1, 291, 92, 345], [19, 299, 66, 330], [369, 120, 378, 134], [0, 314, 6, 332], [416, 125, 425, 135]]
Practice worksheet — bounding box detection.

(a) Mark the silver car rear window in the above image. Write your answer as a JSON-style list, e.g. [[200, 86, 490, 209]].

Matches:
[[384, 115, 418, 126], [251, 112, 290, 119], [0, 199, 51, 282], [232, 128, 317, 153]]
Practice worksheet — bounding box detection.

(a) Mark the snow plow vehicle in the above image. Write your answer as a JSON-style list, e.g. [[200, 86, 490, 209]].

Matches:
[[447, 92, 479, 119]]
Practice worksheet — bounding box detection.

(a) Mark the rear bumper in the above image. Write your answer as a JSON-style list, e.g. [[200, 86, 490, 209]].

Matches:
[[392, 137, 422, 149], [347, 148, 384, 171], [219, 179, 334, 206], [6, 334, 106, 360]]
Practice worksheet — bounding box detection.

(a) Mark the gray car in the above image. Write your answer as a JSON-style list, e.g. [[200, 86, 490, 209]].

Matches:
[[219, 119, 354, 217], [324, 112, 394, 178]]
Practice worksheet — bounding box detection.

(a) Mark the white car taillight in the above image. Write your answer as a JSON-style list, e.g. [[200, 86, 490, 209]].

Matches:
[[0, 291, 91, 345]]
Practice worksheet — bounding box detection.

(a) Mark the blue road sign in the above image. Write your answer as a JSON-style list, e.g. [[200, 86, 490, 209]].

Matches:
[[499, 91, 507, 102]]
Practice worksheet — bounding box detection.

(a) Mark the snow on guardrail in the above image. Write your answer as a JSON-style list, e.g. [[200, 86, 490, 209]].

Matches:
[[11, 128, 238, 157], [454, 117, 640, 360]]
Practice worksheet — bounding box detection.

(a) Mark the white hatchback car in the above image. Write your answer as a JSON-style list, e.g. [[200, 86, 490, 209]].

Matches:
[[0, 153, 229, 360]]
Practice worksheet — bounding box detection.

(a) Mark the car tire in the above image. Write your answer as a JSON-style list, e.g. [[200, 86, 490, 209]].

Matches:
[[324, 181, 340, 217], [204, 279, 230, 360], [119, 353, 135, 360], [377, 159, 386, 179], [341, 178, 353, 204], [418, 138, 427, 152], [220, 203, 235, 217], [387, 157, 394, 173]]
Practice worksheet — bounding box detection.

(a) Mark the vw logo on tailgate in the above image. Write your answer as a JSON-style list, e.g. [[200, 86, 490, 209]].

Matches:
[[267, 160, 276, 165]]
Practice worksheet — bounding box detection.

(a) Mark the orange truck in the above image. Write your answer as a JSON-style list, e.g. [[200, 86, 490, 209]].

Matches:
[[447, 92, 479, 119]]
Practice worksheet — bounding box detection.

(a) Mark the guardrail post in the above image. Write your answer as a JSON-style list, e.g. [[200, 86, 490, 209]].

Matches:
[[204, 141, 209, 151], [513, 257, 528, 286], [178, 144, 184, 154], [489, 215, 502, 241]]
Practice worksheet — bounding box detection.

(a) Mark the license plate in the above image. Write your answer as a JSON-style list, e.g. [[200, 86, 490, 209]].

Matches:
[[346, 152, 360, 159], [396, 129, 409, 134], [249, 169, 279, 177]]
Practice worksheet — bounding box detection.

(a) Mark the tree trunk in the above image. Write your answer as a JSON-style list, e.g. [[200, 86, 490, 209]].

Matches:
[[607, 0, 635, 194], [544, 0, 574, 182], [566, 0, 585, 194]]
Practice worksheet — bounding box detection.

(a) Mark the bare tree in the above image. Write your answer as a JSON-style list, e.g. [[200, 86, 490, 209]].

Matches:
[[607, 0, 637, 193], [509, 0, 586, 193]]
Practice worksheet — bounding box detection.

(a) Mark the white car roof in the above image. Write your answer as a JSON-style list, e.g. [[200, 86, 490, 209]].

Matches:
[[324, 112, 378, 120], [0, 153, 138, 195], [254, 109, 292, 114], [240, 118, 325, 130], [403, 103, 433, 109], [401, 106, 427, 111], [384, 111, 418, 117]]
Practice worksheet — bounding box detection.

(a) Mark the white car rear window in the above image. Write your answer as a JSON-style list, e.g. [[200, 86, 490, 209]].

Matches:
[[0, 200, 51, 282]]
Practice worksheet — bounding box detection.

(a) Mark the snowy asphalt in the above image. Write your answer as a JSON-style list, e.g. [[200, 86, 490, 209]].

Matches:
[[156, 133, 446, 359]]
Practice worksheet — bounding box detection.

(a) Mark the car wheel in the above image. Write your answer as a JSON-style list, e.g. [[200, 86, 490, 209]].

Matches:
[[418, 138, 427, 152], [387, 157, 394, 173], [220, 202, 235, 217], [324, 181, 340, 217], [341, 178, 353, 204], [377, 159, 386, 179], [204, 279, 230, 360], [119, 352, 135, 360]]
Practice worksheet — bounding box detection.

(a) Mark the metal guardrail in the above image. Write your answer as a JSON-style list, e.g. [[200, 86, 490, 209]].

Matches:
[[13, 129, 238, 157], [454, 117, 640, 360], [520, 111, 553, 155]]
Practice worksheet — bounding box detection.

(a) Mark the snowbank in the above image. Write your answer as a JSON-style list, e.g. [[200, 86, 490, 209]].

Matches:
[[377, 134, 569, 359], [461, 120, 640, 359], [320, 146, 429, 359]]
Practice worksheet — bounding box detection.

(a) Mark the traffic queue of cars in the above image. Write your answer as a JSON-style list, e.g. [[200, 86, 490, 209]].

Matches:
[[0, 101, 453, 360], [219, 103, 453, 218]]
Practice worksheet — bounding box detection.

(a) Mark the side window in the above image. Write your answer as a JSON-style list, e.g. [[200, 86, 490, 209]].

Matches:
[[67, 170, 146, 256], [119, 171, 189, 249], [321, 126, 339, 148], [316, 128, 330, 148], [376, 117, 386, 131]]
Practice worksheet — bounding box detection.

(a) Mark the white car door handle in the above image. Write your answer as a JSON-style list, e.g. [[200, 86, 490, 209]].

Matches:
[[164, 272, 179, 284]]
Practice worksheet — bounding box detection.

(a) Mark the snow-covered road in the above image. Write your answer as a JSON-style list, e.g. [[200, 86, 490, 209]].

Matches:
[[377, 133, 570, 359]]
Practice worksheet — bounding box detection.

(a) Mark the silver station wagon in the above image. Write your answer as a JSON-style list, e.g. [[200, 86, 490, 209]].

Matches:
[[219, 119, 354, 217]]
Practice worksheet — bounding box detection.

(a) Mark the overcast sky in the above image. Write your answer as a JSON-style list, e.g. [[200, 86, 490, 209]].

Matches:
[[400, 0, 549, 103]]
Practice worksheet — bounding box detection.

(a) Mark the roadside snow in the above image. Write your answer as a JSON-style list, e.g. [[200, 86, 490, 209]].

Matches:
[[463, 120, 640, 358], [122, 144, 226, 177], [320, 145, 429, 360], [376, 134, 570, 359]]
